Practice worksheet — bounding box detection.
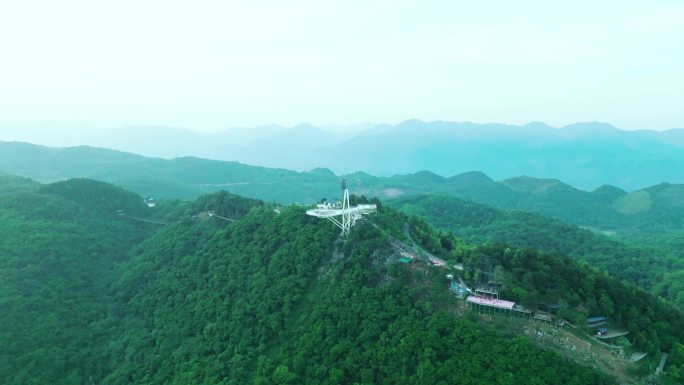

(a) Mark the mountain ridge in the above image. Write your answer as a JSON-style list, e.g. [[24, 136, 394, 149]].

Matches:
[[1, 141, 683, 237], [4, 119, 684, 190]]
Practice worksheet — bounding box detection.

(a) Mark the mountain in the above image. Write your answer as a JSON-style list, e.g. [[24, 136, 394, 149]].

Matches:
[[207, 124, 358, 171], [3, 178, 684, 383], [103, 204, 616, 385], [361, 172, 684, 237], [82, 124, 352, 162], [86, 125, 218, 159], [1, 141, 684, 238], [0, 171, 40, 194], [0, 179, 159, 383], [0, 180, 682, 384], [5, 120, 684, 191], [321, 120, 684, 191], [3, 123, 357, 167], [0, 141, 343, 203], [387, 194, 684, 306]]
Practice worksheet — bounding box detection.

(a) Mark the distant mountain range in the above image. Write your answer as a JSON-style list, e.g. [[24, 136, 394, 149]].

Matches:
[[1, 141, 683, 237], [8, 120, 683, 191]]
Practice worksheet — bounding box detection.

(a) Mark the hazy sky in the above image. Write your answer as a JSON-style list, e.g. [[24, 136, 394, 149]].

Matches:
[[0, 0, 682, 135]]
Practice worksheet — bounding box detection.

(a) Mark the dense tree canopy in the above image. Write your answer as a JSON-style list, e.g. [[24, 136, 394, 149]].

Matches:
[[0, 180, 156, 384], [2, 179, 683, 384], [389, 194, 684, 310]]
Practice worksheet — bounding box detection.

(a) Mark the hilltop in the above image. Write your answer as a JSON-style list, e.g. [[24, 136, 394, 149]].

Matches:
[[0, 179, 159, 383]]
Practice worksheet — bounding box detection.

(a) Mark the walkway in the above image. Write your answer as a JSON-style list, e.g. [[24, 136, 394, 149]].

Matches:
[[117, 213, 168, 225], [656, 353, 668, 375], [596, 330, 629, 340]]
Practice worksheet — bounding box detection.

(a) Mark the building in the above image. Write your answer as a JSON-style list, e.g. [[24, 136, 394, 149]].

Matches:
[[450, 281, 470, 298], [587, 316, 607, 327], [466, 295, 515, 313]]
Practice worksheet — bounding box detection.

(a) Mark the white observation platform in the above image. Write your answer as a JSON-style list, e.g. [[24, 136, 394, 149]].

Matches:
[[306, 189, 377, 236]]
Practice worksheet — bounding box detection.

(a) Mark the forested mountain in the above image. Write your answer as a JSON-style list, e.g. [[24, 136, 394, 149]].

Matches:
[[103, 206, 615, 385], [631, 231, 684, 312], [0, 141, 342, 203], [0, 172, 40, 194], [387, 195, 684, 310], [2, 178, 684, 383], [311, 120, 684, 191], [362, 172, 684, 237], [11, 120, 684, 191], [0, 179, 158, 383], [2, 141, 684, 239]]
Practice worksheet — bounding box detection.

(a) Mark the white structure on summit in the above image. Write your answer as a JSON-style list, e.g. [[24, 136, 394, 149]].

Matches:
[[306, 189, 377, 236]]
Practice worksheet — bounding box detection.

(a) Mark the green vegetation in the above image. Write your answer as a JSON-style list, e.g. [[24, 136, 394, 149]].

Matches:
[[458, 243, 684, 356], [0, 179, 622, 384], [2, 177, 684, 384], [2, 142, 684, 240], [392, 207, 684, 359], [0, 142, 343, 203], [612, 191, 652, 214], [102, 202, 615, 385], [0, 171, 40, 194], [390, 194, 684, 380], [667, 343, 684, 383], [388, 195, 683, 292], [617, 230, 684, 312], [0, 179, 157, 384]]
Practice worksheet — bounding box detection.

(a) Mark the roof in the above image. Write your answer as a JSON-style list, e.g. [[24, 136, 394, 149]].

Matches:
[[597, 327, 609, 333], [587, 316, 607, 323], [534, 313, 553, 321], [429, 258, 446, 267], [466, 295, 515, 310], [513, 304, 532, 313], [630, 352, 648, 362], [450, 281, 469, 293]]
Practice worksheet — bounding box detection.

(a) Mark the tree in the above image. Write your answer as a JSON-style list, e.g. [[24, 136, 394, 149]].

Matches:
[[272, 365, 298, 385]]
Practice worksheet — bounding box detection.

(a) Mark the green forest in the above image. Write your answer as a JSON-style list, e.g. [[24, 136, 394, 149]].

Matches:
[[2, 178, 684, 384], [2, 142, 684, 240], [389, 194, 684, 311]]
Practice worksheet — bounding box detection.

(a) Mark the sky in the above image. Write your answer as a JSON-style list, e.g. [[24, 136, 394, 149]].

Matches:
[[0, 0, 682, 139]]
